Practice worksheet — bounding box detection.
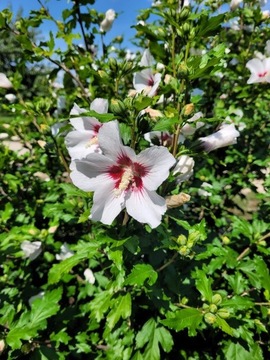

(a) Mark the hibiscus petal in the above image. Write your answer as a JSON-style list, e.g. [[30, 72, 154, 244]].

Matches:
[[246, 58, 264, 74], [136, 146, 176, 190], [140, 49, 154, 68], [65, 130, 99, 159], [70, 154, 114, 191], [126, 188, 166, 228], [90, 183, 125, 225], [70, 103, 101, 131], [98, 121, 136, 160], [133, 71, 153, 91], [90, 98, 108, 114]]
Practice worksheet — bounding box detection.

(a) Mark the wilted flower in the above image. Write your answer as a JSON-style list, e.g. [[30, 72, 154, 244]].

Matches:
[[100, 9, 116, 33], [84, 268, 95, 284], [70, 120, 176, 228], [199, 124, 240, 152], [65, 98, 108, 160], [5, 93, 16, 103], [56, 243, 74, 261], [165, 193, 190, 208], [144, 130, 185, 147], [246, 58, 270, 84], [21, 241, 42, 261], [133, 49, 162, 97], [0, 73, 12, 88], [181, 112, 204, 137], [198, 182, 213, 197], [173, 155, 195, 183]]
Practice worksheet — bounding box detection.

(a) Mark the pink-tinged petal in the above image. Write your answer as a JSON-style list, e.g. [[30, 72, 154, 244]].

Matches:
[[70, 103, 101, 131], [90, 183, 125, 225], [149, 73, 162, 95], [263, 57, 270, 71], [136, 146, 176, 190], [133, 71, 152, 90], [140, 49, 154, 68], [90, 98, 108, 114], [246, 58, 265, 74], [70, 154, 114, 191], [65, 130, 99, 159], [98, 121, 136, 160], [126, 188, 166, 228]]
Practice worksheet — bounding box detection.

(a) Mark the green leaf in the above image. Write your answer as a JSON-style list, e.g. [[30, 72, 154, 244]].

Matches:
[[224, 342, 263, 360], [194, 270, 213, 302], [161, 308, 203, 335], [124, 264, 158, 286], [215, 316, 235, 336], [133, 95, 153, 112], [136, 319, 174, 360], [107, 293, 132, 329], [48, 242, 98, 284], [6, 327, 35, 350], [29, 288, 62, 328]]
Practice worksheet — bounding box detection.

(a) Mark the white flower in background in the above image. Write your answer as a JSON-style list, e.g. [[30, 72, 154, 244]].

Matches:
[[100, 9, 116, 33], [173, 155, 195, 183], [260, 0, 267, 6], [0, 73, 12, 89], [254, 51, 265, 60], [262, 10, 270, 19], [70, 121, 176, 228], [265, 40, 270, 56], [246, 58, 270, 84], [21, 241, 42, 261], [199, 124, 240, 152], [84, 268, 95, 284], [56, 243, 74, 261], [181, 112, 204, 137], [125, 49, 136, 61], [65, 98, 108, 160], [198, 182, 213, 197], [5, 93, 16, 103], [133, 49, 162, 97], [230, 0, 243, 10], [28, 292, 45, 306], [144, 131, 183, 147]]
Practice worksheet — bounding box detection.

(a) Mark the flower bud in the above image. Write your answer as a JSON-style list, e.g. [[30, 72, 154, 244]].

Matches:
[[204, 312, 217, 324], [183, 103, 194, 116], [0, 339, 5, 354], [108, 57, 118, 72], [178, 7, 190, 21], [110, 98, 126, 115], [211, 294, 222, 305], [209, 304, 218, 313], [217, 308, 230, 319]]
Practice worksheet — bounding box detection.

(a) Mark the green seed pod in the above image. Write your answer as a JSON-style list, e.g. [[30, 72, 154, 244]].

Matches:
[[211, 294, 222, 305], [209, 304, 218, 314], [217, 308, 230, 319], [204, 312, 217, 325]]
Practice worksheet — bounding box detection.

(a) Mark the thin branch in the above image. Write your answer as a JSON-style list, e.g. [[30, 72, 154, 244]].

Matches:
[[157, 252, 178, 272]]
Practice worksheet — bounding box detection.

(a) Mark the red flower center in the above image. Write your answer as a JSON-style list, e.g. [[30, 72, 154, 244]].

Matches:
[[108, 154, 148, 195]]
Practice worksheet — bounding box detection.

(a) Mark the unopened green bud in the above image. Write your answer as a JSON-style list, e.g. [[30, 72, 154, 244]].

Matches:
[[181, 297, 189, 305], [211, 294, 222, 305], [98, 70, 110, 80], [182, 23, 190, 35], [217, 308, 230, 319], [110, 98, 126, 115], [221, 235, 230, 245], [204, 312, 216, 325], [209, 304, 218, 314], [177, 234, 186, 246], [188, 230, 200, 244], [178, 63, 189, 76], [108, 57, 118, 72], [178, 7, 190, 21], [179, 246, 190, 256]]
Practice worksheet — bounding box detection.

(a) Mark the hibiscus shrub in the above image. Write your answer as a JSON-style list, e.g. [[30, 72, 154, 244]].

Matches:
[[0, 0, 269, 359]]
